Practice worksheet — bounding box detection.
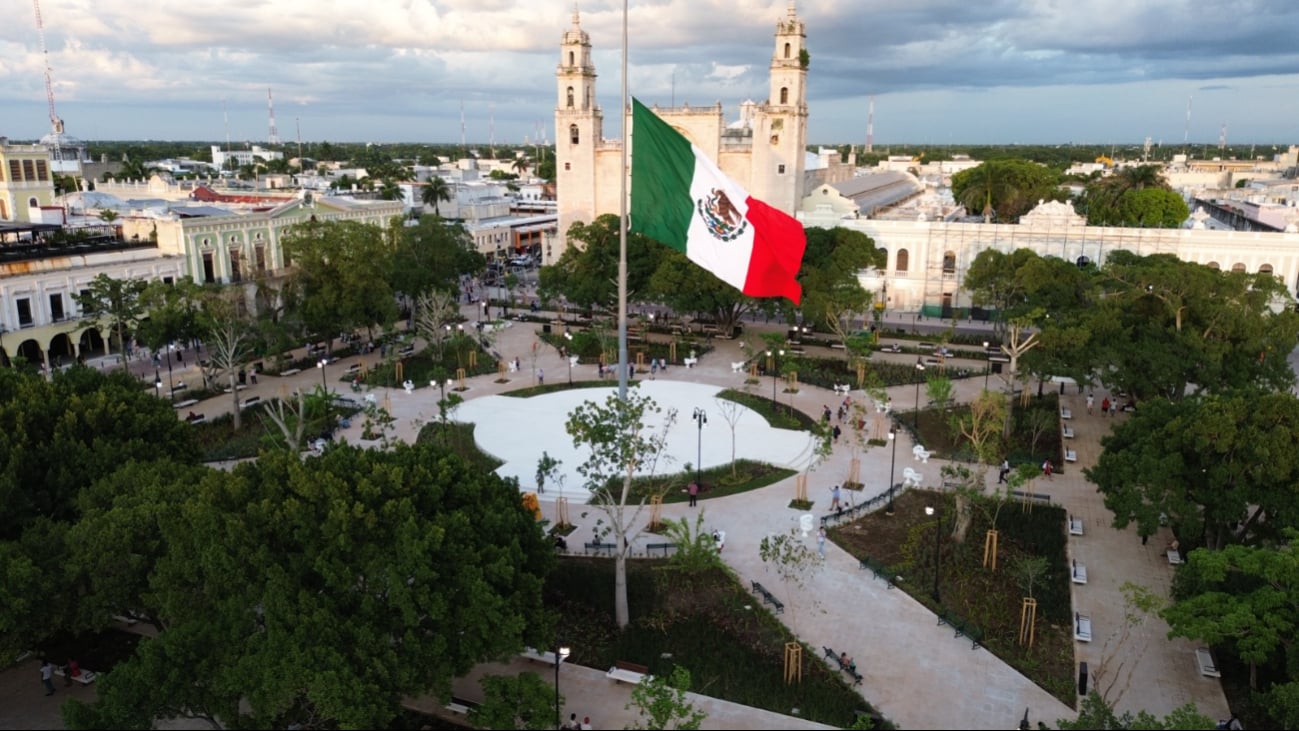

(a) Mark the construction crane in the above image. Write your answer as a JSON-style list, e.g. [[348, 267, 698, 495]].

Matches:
[[32, 0, 65, 164]]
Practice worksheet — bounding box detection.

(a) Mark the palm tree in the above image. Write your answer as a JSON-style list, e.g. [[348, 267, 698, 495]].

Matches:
[[422, 176, 453, 216], [512, 156, 531, 177], [378, 180, 402, 201]]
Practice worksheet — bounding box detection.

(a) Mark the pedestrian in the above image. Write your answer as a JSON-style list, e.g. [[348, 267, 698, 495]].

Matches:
[[998, 458, 1010, 484], [832, 424, 842, 442], [817, 526, 827, 558], [1086, 393, 1094, 414], [567, 712, 579, 730], [39, 659, 55, 696], [580, 717, 593, 731], [822, 405, 832, 423], [830, 484, 842, 511], [537, 368, 544, 385], [1042, 459, 1054, 480], [688, 480, 699, 507], [1101, 397, 1110, 416], [249, 367, 258, 385], [650, 359, 658, 379]]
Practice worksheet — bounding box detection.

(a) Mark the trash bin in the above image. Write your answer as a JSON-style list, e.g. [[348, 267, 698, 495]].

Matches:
[[543, 324, 552, 334]]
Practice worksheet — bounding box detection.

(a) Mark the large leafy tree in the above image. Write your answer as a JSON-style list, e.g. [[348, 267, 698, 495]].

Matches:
[[1085, 392, 1299, 549], [1077, 164, 1188, 227], [646, 248, 755, 335], [962, 248, 1041, 335], [796, 226, 884, 355], [280, 219, 399, 343], [197, 287, 256, 431], [74, 273, 148, 363], [390, 215, 484, 299], [65, 443, 556, 730], [540, 214, 664, 314], [136, 277, 204, 394], [951, 159, 1063, 223]]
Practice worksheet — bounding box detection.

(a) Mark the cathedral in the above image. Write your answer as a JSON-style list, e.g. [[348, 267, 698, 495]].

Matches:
[[553, 3, 814, 259]]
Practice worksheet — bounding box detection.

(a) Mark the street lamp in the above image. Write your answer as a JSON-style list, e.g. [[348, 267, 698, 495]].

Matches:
[[154, 371, 162, 399], [563, 331, 573, 385], [317, 358, 329, 390], [767, 348, 785, 411], [983, 341, 991, 391], [913, 359, 926, 429], [553, 645, 571, 730], [692, 407, 707, 487], [886, 426, 897, 515], [925, 503, 942, 604]]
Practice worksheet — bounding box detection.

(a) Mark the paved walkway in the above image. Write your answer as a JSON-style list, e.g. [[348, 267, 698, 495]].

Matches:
[[1, 307, 1231, 729]]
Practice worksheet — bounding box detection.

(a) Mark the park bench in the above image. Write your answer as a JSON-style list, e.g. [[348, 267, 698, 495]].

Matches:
[[829, 342, 846, 350], [1062, 425, 1075, 439], [1010, 490, 1050, 504], [1060, 407, 1073, 420], [397, 345, 416, 357], [1167, 549, 1184, 565], [520, 647, 567, 666], [54, 667, 96, 685], [937, 611, 985, 650], [1196, 647, 1221, 678], [445, 696, 480, 715], [280, 368, 302, 377], [912, 445, 931, 463], [833, 383, 851, 395], [918, 342, 937, 351], [683, 357, 698, 368], [1069, 516, 1084, 536], [584, 541, 617, 556], [241, 396, 262, 409], [1071, 560, 1088, 585], [1064, 448, 1078, 463], [606, 660, 651, 685], [173, 398, 199, 410], [1074, 612, 1093, 643], [822, 646, 863, 685], [185, 413, 207, 425], [645, 542, 676, 557], [750, 580, 785, 613], [343, 362, 361, 375]]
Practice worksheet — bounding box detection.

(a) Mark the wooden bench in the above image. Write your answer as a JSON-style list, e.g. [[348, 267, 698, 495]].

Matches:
[[1060, 407, 1073, 420], [173, 398, 199, 410], [606, 660, 651, 684], [279, 368, 302, 377], [1062, 425, 1075, 439], [241, 396, 262, 409], [750, 581, 785, 613], [1071, 560, 1088, 585], [645, 542, 677, 557], [1010, 490, 1051, 504], [445, 696, 480, 715], [520, 647, 567, 665], [1196, 647, 1221, 678], [397, 345, 416, 357], [1074, 612, 1093, 642], [584, 541, 617, 556], [1167, 549, 1184, 565], [1064, 448, 1078, 463], [343, 362, 361, 375], [54, 668, 97, 685], [822, 646, 863, 685], [1069, 516, 1084, 536]]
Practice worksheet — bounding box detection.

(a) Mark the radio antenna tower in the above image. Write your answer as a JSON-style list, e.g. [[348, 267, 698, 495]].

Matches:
[[460, 100, 466, 155], [295, 117, 303, 167], [489, 103, 496, 159], [1182, 95, 1193, 153], [1218, 122, 1228, 153], [267, 88, 280, 145], [866, 95, 875, 153], [32, 0, 64, 164]]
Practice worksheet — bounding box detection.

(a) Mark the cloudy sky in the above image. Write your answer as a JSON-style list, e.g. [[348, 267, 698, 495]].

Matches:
[[2, 0, 1298, 147]]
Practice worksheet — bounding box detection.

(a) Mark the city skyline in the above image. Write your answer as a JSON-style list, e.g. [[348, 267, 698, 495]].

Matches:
[[2, 0, 1297, 147]]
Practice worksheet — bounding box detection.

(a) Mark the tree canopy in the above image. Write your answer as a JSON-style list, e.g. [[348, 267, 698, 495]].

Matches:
[[950, 159, 1064, 222], [280, 219, 399, 342], [1076, 165, 1190, 228]]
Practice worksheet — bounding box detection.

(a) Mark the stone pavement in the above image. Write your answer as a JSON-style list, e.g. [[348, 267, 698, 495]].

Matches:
[[1, 306, 1231, 729]]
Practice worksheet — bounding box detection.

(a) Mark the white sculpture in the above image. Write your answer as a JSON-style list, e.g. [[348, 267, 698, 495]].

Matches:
[[799, 513, 814, 537], [902, 467, 923, 488], [402, 379, 415, 394], [912, 444, 930, 463], [731, 361, 746, 373]]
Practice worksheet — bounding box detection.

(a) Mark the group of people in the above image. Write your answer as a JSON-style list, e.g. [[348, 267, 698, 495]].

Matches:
[[38, 658, 81, 696], [996, 458, 1053, 482], [1086, 393, 1130, 417], [561, 714, 593, 730]]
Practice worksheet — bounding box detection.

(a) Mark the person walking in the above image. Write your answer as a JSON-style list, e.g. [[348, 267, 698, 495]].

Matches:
[[817, 527, 827, 558], [832, 424, 842, 443], [830, 484, 842, 511], [39, 659, 55, 696], [1101, 397, 1110, 417], [998, 458, 1010, 484], [1042, 459, 1054, 480], [536, 368, 544, 385], [1086, 393, 1094, 414], [688, 481, 699, 507]]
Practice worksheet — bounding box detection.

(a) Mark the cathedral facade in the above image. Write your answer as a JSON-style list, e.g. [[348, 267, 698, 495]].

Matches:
[[552, 4, 811, 261]]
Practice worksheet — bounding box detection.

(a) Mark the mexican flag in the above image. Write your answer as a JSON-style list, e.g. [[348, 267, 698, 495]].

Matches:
[[629, 98, 806, 304]]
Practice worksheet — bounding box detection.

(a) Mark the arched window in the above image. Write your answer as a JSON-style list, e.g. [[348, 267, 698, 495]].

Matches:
[[1232, 263, 1247, 273], [569, 51, 575, 66], [566, 87, 574, 108], [942, 251, 957, 274], [779, 87, 789, 104], [1260, 263, 1274, 275], [784, 43, 791, 59], [569, 125, 580, 144], [1206, 261, 1220, 270], [27, 197, 39, 208], [896, 248, 909, 273]]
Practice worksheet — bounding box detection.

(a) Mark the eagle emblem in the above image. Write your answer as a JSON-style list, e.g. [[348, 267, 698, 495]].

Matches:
[[696, 188, 748, 242]]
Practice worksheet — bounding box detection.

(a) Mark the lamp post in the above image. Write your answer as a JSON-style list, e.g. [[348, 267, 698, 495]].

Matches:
[[913, 359, 926, 429], [692, 407, 707, 487], [317, 358, 328, 390], [982, 340, 991, 391], [154, 371, 162, 400], [564, 331, 573, 385], [767, 348, 785, 411], [925, 503, 942, 604], [886, 426, 897, 515], [553, 645, 571, 730]]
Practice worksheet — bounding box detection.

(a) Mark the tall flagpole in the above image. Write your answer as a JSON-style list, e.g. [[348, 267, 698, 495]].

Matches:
[[616, 0, 629, 401]]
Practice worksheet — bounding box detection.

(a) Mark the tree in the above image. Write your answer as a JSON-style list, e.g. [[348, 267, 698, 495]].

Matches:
[[470, 672, 558, 731], [1077, 164, 1188, 227], [98, 209, 119, 223], [797, 227, 884, 355], [390, 216, 484, 300], [541, 215, 664, 315], [713, 397, 744, 478], [949, 389, 1007, 466], [758, 529, 824, 636], [422, 176, 453, 215], [136, 278, 203, 396], [926, 375, 954, 412], [647, 247, 754, 335], [1115, 188, 1190, 228], [74, 273, 147, 363], [280, 219, 399, 343], [65, 443, 555, 729], [566, 392, 676, 629], [413, 289, 460, 362], [951, 160, 1063, 223], [1055, 691, 1216, 730], [659, 511, 723, 574], [625, 666, 707, 730], [198, 287, 254, 432]]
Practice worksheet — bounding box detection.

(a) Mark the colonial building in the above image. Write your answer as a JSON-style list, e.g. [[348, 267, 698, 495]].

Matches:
[[554, 3, 819, 261], [0, 138, 56, 223]]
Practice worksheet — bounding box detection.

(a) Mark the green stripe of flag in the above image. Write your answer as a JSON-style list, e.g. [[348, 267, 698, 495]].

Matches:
[[630, 98, 695, 251]]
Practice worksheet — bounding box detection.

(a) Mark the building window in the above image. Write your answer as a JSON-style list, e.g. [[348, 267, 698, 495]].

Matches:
[[35, 160, 48, 181], [202, 252, 215, 284], [22, 160, 35, 181], [1232, 262, 1246, 273], [229, 250, 243, 283], [8, 160, 20, 181], [78, 289, 90, 312], [784, 42, 791, 59], [567, 87, 575, 108], [780, 87, 789, 104], [569, 51, 575, 66], [16, 298, 32, 328], [255, 245, 267, 272], [163, 276, 174, 285], [777, 164, 786, 175], [943, 251, 957, 274], [1260, 263, 1275, 275], [564, 162, 571, 171], [896, 248, 909, 273], [570, 125, 580, 144], [48, 293, 64, 322], [28, 197, 38, 208]]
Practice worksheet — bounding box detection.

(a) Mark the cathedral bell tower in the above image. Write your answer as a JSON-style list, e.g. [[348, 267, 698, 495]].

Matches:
[[555, 7, 603, 255], [752, 1, 808, 214]]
